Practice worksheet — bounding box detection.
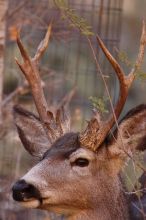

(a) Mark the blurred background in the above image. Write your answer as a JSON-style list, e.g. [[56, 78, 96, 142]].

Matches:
[[0, 0, 146, 219]]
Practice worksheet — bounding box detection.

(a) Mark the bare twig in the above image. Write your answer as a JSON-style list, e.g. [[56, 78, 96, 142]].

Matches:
[[56, 85, 77, 109], [2, 83, 29, 107]]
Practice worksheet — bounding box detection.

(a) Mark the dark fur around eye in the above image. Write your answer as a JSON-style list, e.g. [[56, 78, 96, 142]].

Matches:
[[72, 158, 89, 167]]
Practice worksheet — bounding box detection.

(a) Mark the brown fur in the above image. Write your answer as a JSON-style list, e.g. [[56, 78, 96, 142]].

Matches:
[[12, 104, 146, 220]]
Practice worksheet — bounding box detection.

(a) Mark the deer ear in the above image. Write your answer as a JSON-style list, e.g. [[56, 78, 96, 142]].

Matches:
[[13, 106, 51, 158], [108, 104, 146, 159]]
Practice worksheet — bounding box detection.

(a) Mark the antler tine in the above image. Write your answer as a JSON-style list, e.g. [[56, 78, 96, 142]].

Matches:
[[96, 35, 130, 126], [80, 21, 146, 151], [55, 85, 77, 134], [34, 24, 52, 62], [129, 20, 146, 77], [15, 24, 52, 123]]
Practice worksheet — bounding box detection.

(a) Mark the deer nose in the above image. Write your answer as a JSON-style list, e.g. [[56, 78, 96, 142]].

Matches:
[[12, 179, 41, 202]]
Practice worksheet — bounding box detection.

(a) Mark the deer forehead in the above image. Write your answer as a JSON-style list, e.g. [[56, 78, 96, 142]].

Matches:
[[42, 132, 96, 161]]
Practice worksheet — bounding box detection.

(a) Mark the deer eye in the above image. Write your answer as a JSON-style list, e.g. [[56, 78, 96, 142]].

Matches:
[[74, 158, 89, 167]]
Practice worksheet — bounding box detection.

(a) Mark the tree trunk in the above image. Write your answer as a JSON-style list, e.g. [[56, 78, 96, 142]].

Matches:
[[0, 0, 8, 124]]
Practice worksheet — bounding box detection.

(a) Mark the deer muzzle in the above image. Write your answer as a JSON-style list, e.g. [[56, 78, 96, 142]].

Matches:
[[12, 179, 42, 206]]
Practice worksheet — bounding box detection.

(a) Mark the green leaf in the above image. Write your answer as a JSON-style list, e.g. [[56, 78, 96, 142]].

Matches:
[[53, 0, 94, 36], [89, 96, 109, 114]]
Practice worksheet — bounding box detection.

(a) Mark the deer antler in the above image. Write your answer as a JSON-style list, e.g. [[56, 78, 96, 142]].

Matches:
[[15, 24, 74, 143], [15, 25, 52, 123], [80, 21, 146, 151]]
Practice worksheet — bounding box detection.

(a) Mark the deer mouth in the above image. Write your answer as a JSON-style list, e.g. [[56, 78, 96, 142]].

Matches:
[[19, 198, 43, 208], [19, 197, 54, 210], [19, 197, 53, 209]]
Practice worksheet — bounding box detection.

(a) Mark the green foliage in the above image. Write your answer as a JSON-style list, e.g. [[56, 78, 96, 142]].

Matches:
[[53, 0, 94, 36], [118, 51, 146, 82], [54, 0, 68, 8], [89, 96, 109, 114]]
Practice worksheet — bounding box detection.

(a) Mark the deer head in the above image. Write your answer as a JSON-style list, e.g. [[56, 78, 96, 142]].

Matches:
[[12, 23, 146, 220]]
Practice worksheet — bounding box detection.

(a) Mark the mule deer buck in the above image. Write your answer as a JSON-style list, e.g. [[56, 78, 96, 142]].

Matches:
[[12, 23, 146, 220]]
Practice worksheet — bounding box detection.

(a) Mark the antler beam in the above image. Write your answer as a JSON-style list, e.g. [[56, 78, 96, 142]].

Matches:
[[15, 25, 52, 123]]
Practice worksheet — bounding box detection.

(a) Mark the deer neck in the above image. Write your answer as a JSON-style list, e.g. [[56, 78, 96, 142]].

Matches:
[[68, 205, 129, 220], [68, 179, 130, 220], [68, 201, 129, 220]]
